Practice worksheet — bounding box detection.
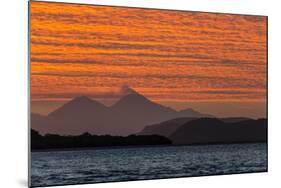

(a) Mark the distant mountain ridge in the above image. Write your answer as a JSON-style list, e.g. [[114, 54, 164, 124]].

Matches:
[[31, 89, 214, 136], [49, 96, 108, 118], [137, 117, 253, 137], [170, 118, 267, 145], [138, 117, 267, 145], [137, 117, 196, 137]]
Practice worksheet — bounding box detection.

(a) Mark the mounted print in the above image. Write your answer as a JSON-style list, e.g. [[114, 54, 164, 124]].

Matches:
[[29, 1, 268, 187]]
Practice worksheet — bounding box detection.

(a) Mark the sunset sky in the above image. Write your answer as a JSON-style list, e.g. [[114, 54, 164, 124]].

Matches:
[[30, 1, 267, 117]]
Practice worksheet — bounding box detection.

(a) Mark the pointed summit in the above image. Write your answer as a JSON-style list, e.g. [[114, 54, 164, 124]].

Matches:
[[117, 84, 138, 96], [112, 85, 153, 108], [72, 95, 93, 102], [42, 96, 110, 135], [112, 88, 152, 109], [67, 95, 104, 107], [117, 92, 150, 104], [48, 95, 107, 118], [112, 87, 176, 120]]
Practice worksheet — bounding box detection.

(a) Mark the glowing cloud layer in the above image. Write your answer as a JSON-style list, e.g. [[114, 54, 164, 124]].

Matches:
[[30, 2, 267, 105]]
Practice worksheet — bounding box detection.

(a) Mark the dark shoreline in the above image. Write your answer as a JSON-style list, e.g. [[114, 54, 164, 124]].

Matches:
[[31, 141, 267, 153]]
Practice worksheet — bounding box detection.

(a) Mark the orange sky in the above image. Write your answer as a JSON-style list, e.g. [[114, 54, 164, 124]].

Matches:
[[30, 1, 267, 117]]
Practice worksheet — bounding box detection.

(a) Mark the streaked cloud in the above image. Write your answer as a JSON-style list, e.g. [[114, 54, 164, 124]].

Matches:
[[30, 1, 267, 105]]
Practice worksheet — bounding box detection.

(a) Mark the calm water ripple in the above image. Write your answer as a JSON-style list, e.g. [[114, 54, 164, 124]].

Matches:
[[31, 143, 267, 187]]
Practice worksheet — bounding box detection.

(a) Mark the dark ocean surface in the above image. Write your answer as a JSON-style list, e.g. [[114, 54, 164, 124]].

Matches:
[[31, 143, 267, 187]]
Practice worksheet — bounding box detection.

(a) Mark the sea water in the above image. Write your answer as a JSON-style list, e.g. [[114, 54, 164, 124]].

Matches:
[[31, 143, 267, 187]]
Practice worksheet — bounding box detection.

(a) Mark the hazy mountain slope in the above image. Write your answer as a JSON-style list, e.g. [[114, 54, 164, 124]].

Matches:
[[137, 116, 251, 137], [110, 93, 178, 134], [178, 108, 215, 118], [33, 96, 111, 135], [170, 118, 267, 145], [137, 117, 196, 137], [220, 117, 253, 123], [31, 113, 47, 131], [31, 91, 214, 136]]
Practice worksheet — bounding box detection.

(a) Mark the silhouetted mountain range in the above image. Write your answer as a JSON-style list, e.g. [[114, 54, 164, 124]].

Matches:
[[170, 118, 267, 144], [138, 117, 267, 145], [31, 87, 267, 147], [138, 117, 253, 137], [31, 89, 213, 136], [138, 117, 196, 137]]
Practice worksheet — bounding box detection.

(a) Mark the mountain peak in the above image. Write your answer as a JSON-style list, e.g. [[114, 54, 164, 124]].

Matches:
[[71, 95, 93, 103], [122, 92, 148, 102], [112, 85, 154, 108], [66, 95, 106, 108], [117, 85, 138, 96], [48, 95, 107, 117], [112, 92, 151, 109]]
